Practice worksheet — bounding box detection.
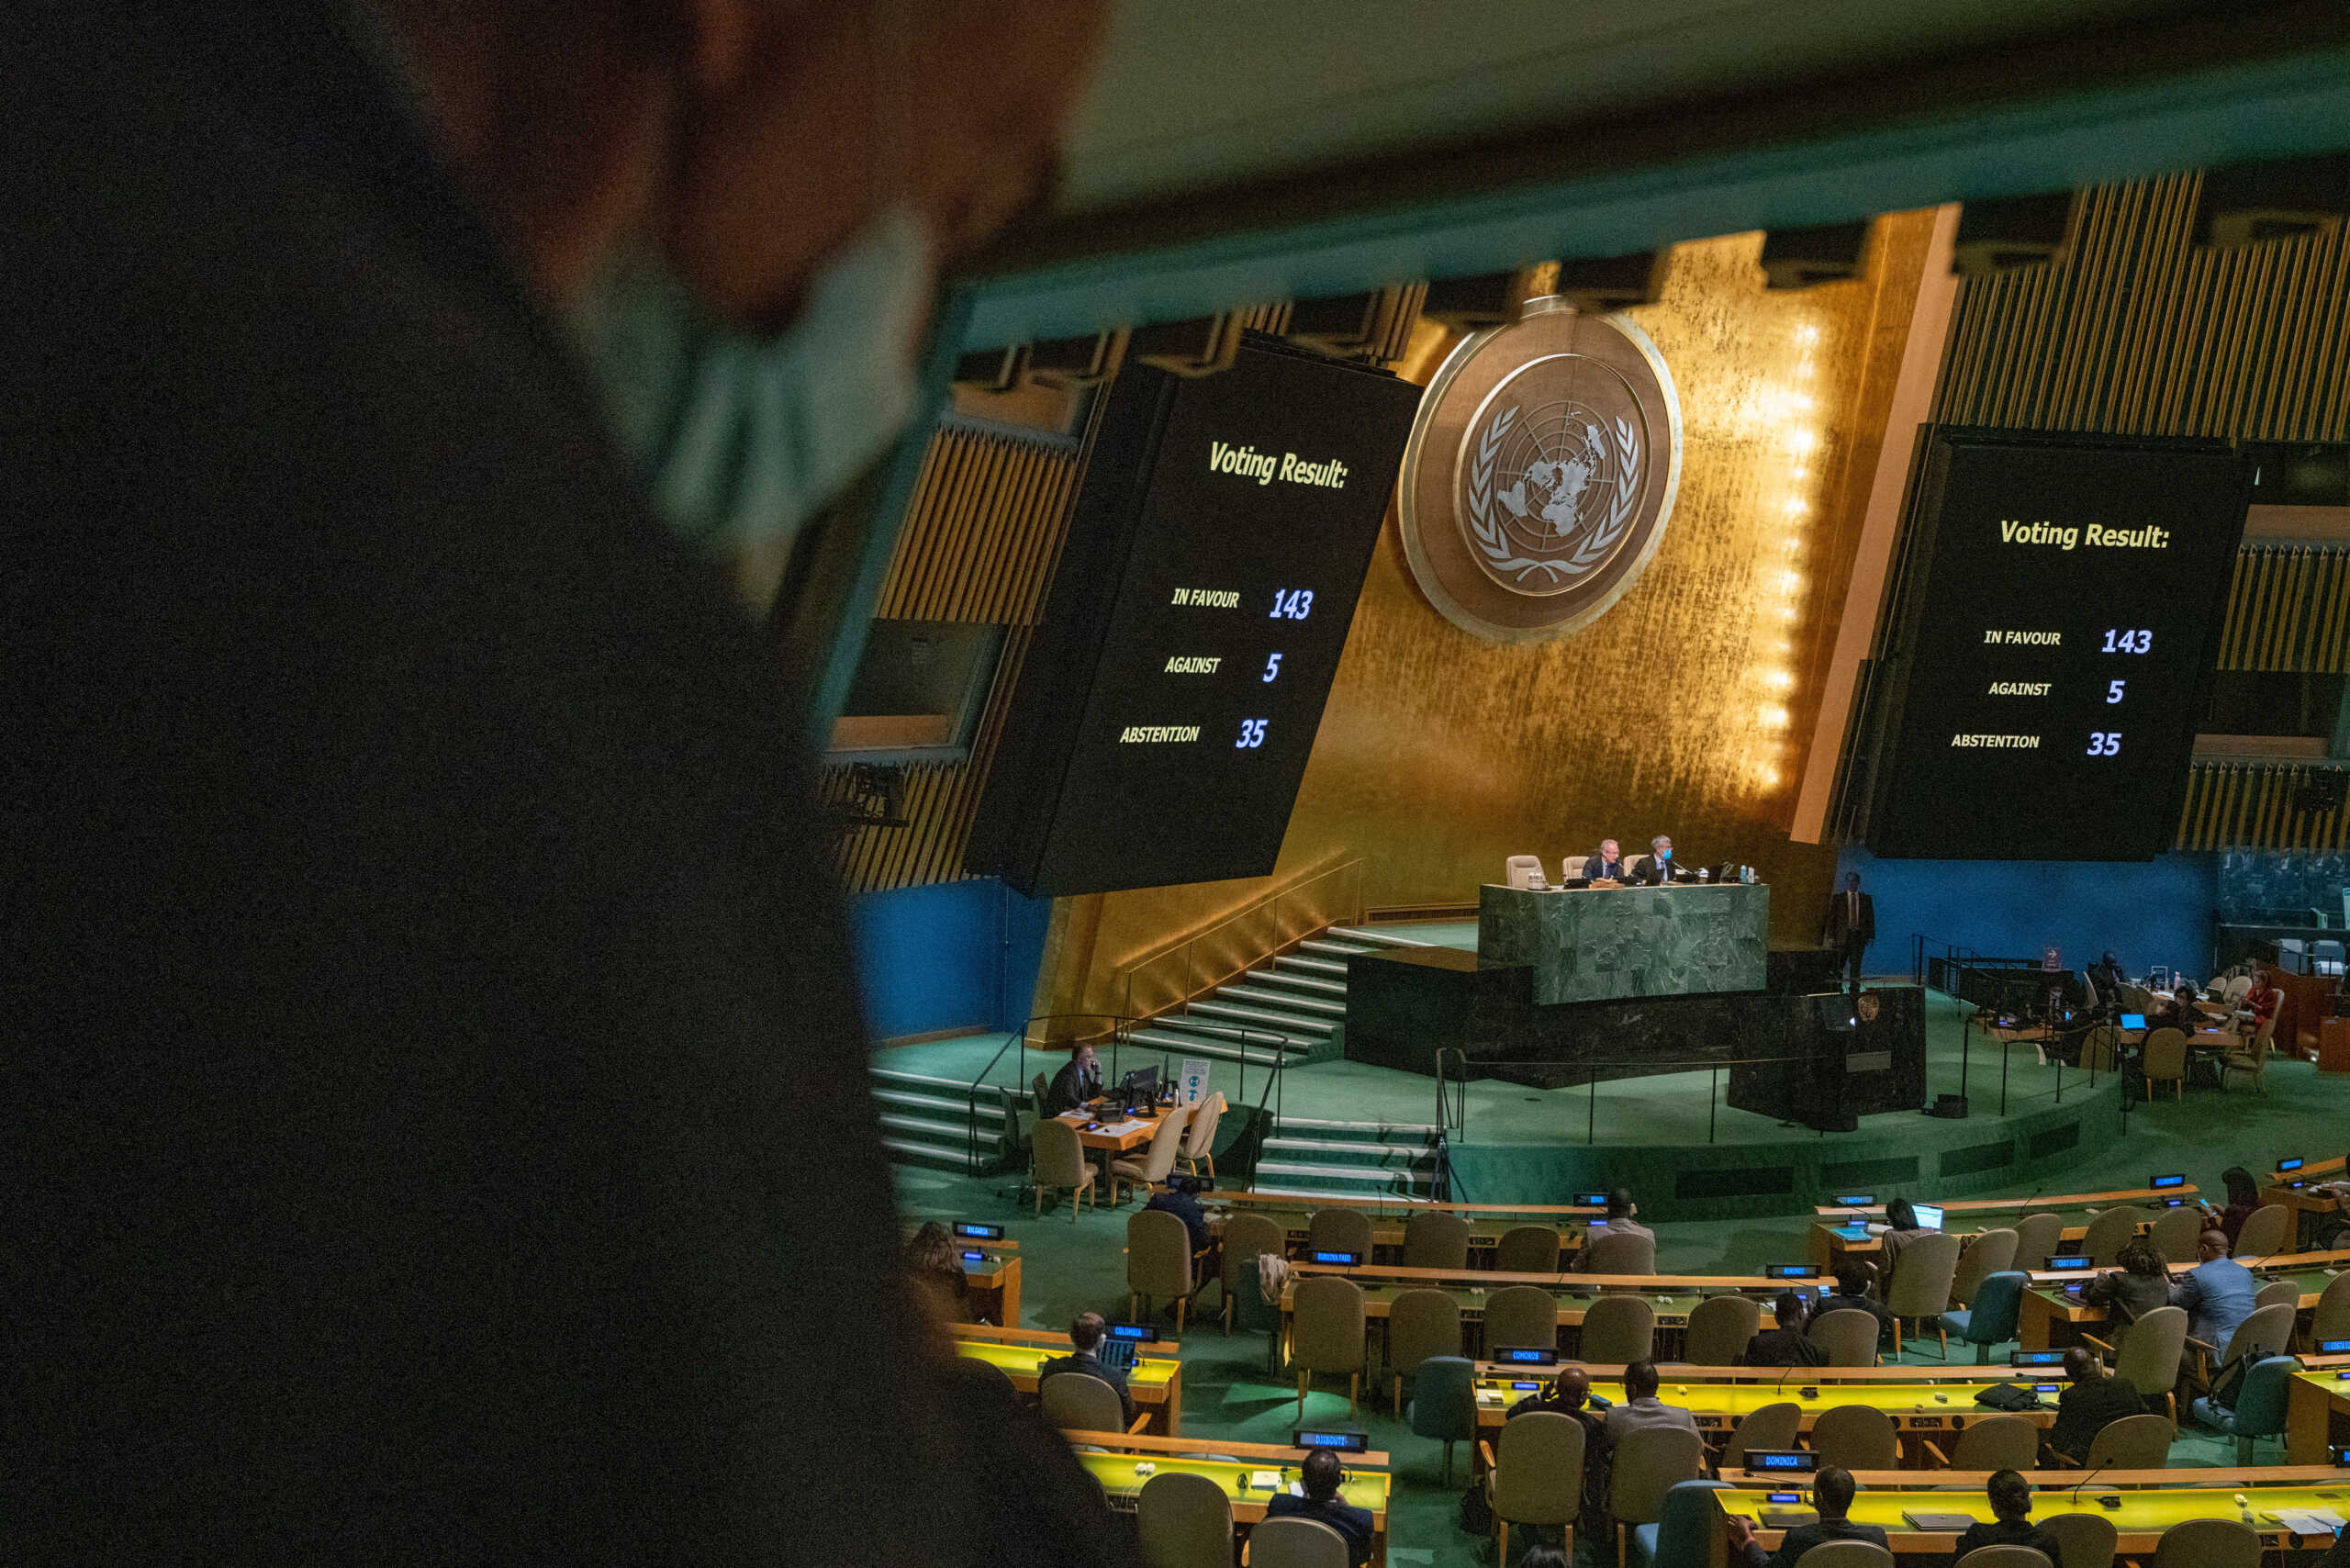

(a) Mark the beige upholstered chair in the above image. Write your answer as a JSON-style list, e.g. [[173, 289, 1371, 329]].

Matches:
[[1478, 1409, 1583, 1564], [2077, 1206, 2146, 1268], [1561, 855, 1590, 881], [1952, 1549, 2052, 1568], [1402, 1209, 1472, 1269], [2253, 1277, 2300, 1312], [1608, 1426, 1704, 1565], [1136, 1470, 1232, 1568], [1938, 1413, 2037, 1472], [1807, 1307, 1879, 1368], [1041, 1371, 1146, 1434], [1218, 1211, 1286, 1334], [1809, 1403, 1897, 1471], [1031, 1116, 1094, 1222], [2011, 1212, 2065, 1268], [1496, 1224, 1562, 1272], [1305, 1207, 1373, 1260], [2233, 1203, 2290, 1260], [1684, 1293, 1759, 1367], [1127, 1208, 1195, 1331], [2221, 1016, 2273, 1092], [2140, 1027, 2188, 1100], [1951, 1227, 2019, 1307], [2150, 1518, 2261, 1567], [1384, 1288, 1463, 1412], [2195, 1301, 2295, 1397], [1790, 1547, 1894, 1568], [1291, 1275, 1365, 1417], [1481, 1286, 1560, 1359], [1884, 1230, 1960, 1356], [2036, 1512, 2118, 1568], [1581, 1229, 1657, 1274], [1248, 1516, 1348, 1568], [2077, 1413, 2174, 1470], [1503, 854, 1546, 890], [1179, 1092, 1223, 1179], [1578, 1293, 1655, 1365], [2147, 1204, 2203, 1262], [1721, 1401, 1802, 1470], [1111, 1103, 1192, 1205], [2102, 1304, 2186, 1424]]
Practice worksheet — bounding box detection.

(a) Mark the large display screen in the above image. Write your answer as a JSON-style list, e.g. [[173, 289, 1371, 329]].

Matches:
[[1862, 429, 2246, 860], [968, 337, 1419, 896]]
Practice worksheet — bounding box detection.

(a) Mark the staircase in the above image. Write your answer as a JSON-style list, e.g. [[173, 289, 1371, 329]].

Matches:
[[869, 1066, 1023, 1172], [1126, 924, 1435, 1074], [1253, 1114, 1447, 1202]]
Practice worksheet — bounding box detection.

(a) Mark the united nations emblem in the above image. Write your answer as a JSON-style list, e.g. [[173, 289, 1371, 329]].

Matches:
[[1398, 297, 1682, 642]]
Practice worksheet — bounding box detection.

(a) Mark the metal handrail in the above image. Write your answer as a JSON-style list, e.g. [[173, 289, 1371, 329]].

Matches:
[[1438, 1050, 1925, 1148], [1113, 856, 1368, 1023], [972, 1012, 1135, 1170]]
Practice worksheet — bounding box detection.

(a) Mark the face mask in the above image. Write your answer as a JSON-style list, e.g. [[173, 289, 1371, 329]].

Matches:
[[578, 204, 932, 556], [1659, 847, 1672, 861]]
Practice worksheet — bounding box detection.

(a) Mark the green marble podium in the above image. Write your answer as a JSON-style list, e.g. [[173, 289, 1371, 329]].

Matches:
[[1477, 882, 1770, 1004]]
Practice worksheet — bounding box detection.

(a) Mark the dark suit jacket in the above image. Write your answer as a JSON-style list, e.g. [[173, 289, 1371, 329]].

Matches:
[[1821, 889, 1876, 946], [1044, 1060, 1102, 1117], [1742, 1517, 1889, 1567], [1264, 1495, 1375, 1568], [2046, 1372, 2146, 1461], [1740, 1327, 1830, 1367], [1631, 854, 1689, 886], [1040, 1350, 1135, 1425], [1586, 854, 1629, 881], [6, 8, 1136, 1567], [1953, 1518, 2062, 1563]]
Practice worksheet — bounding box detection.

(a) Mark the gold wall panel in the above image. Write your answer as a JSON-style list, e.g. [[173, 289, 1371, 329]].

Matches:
[[1042, 216, 1942, 1018], [2177, 759, 2350, 854], [2216, 543, 2350, 674]]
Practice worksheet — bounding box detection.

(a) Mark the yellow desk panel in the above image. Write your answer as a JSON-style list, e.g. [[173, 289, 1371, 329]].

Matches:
[[1472, 1377, 2057, 1439], [1729, 1482, 2350, 1555], [956, 1340, 1183, 1434], [1080, 1454, 1391, 1566]]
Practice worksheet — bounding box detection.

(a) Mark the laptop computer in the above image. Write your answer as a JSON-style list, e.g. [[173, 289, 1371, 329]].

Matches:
[[2119, 1013, 2146, 1030], [1911, 1203, 1945, 1232]]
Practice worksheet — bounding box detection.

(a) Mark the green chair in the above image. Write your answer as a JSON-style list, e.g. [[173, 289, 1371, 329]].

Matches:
[[1940, 1270, 2028, 1362], [1632, 1477, 1731, 1564], [2189, 1353, 2296, 1462], [1127, 1207, 1195, 1332], [1405, 1355, 1478, 1484], [1248, 1516, 1347, 1568], [2150, 1518, 2260, 1568], [1402, 1208, 1472, 1269], [1608, 1425, 1705, 1566], [1480, 1409, 1583, 1565], [1291, 1274, 1364, 1418], [1384, 1288, 1462, 1412], [1495, 1223, 1561, 1272], [1136, 1470, 1232, 1568]]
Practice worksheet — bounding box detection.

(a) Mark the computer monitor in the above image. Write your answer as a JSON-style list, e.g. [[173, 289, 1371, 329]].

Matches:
[[2119, 1013, 2145, 1030], [1911, 1203, 1944, 1232], [1118, 1064, 1160, 1107]]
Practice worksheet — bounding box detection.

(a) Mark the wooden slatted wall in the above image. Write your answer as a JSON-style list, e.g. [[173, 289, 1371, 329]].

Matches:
[[825, 426, 1077, 892], [2214, 543, 2350, 672], [1933, 173, 2350, 851], [2176, 759, 2350, 853]]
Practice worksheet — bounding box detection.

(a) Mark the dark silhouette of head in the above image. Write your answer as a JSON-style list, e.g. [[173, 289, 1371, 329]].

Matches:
[[2117, 1238, 2165, 1277], [1774, 1291, 1809, 1333], [1606, 1189, 1636, 1220], [2063, 1345, 2099, 1383], [1844, 872, 1861, 890], [1815, 1466, 1856, 1519], [1832, 1260, 1873, 1299], [1069, 1311, 1105, 1351], [2199, 1228, 2232, 1261], [2221, 1167, 2258, 1208], [1987, 1468, 2032, 1521], [1887, 1198, 1918, 1230], [1300, 1448, 1342, 1500], [1625, 1361, 1661, 1400], [1550, 1366, 1590, 1407]]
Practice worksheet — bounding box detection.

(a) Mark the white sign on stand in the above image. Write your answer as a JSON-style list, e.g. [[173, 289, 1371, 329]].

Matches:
[[1179, 1058, 1211, 1107]]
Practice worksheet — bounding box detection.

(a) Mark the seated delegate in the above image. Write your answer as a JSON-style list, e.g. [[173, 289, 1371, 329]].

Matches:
[[1263, 1449, 1373, 1568], [1629, 834, 1692, 885]]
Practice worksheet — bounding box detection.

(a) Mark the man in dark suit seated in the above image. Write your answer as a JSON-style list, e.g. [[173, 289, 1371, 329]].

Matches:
[[2042, 1346, 2143, 1464], [1506, 1366, 1610, 1524], [1816, 1260, 1897, 1350], [1041, 1043, 1103, 1117], [1264, 1449, 1374, 1568], [1740, 1292, 1829, 1367], [1585, 838, 1629, 882], [1629, 834, 1689, 885], [1726, 1466, 1886, 1566], [1950, 1469, 2062, 1564], [1038, 1312, 1132, 1427]]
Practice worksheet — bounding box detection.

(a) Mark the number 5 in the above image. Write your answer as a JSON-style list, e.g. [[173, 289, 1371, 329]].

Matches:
[[2107, 679, 2125, 704], [1263, 653, 1282, 682]]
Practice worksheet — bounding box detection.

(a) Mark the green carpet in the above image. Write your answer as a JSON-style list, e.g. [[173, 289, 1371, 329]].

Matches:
[[895, 1053, 2350, 1566]]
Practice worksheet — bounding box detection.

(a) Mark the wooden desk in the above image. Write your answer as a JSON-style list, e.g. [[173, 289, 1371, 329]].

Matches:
[[2320, 1016, 2350, 1074], [1807, 1185, 2204, 1268], [959, 1246, 1021, 1327], [955, 1331, 1184, 1435], [1471, 1373, 2058, 1451], [1726, 1478, 2350, 1556], [1214, 1190, 1602, 1218], [2287, 1354, 2350, 1464], [1056, 1106, 1170, 1196], [1072, 1447, 1391, 1567], [2266, 1183, 2346, 1250], [2019, 1250, 2350, 1350], [1208, 1205, 1586, 1263], [1279, 1279, 1787, 1367]]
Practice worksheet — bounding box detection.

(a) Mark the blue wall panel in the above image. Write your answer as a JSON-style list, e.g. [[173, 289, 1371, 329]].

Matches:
[[1835, 846, 2220, 980], [849, 878, 1051, 1042]]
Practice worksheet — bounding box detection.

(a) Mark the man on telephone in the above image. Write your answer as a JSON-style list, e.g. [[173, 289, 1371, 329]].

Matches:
[[1629, 835, 1688, 885]]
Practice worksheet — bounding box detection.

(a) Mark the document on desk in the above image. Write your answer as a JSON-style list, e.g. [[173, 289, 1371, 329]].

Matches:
[[2278, 1510, 2345, 1536], [1092, 1118, 1153, 1137]]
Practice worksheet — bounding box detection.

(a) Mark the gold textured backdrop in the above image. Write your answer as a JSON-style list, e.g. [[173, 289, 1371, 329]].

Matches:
[[1039, 215, 1942, 1018]]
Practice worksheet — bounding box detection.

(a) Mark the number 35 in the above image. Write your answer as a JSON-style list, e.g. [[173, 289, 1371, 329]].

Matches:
[[2086, 732, 2121, 756]]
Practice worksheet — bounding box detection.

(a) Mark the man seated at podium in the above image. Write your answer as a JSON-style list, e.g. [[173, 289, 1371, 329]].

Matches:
[[1629, 834, 1690, 885], [1042, 1043, 1103, 1117], [1584, 838, 1629, 883]]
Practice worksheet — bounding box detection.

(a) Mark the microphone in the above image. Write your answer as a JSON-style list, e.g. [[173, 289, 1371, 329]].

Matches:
[[2069, 1462, 2108, 1505]]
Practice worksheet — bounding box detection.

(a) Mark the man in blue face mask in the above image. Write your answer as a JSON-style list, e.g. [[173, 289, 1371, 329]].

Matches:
[[1632, 834, 1689, 885], [10, 2, 1113, 1564]]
